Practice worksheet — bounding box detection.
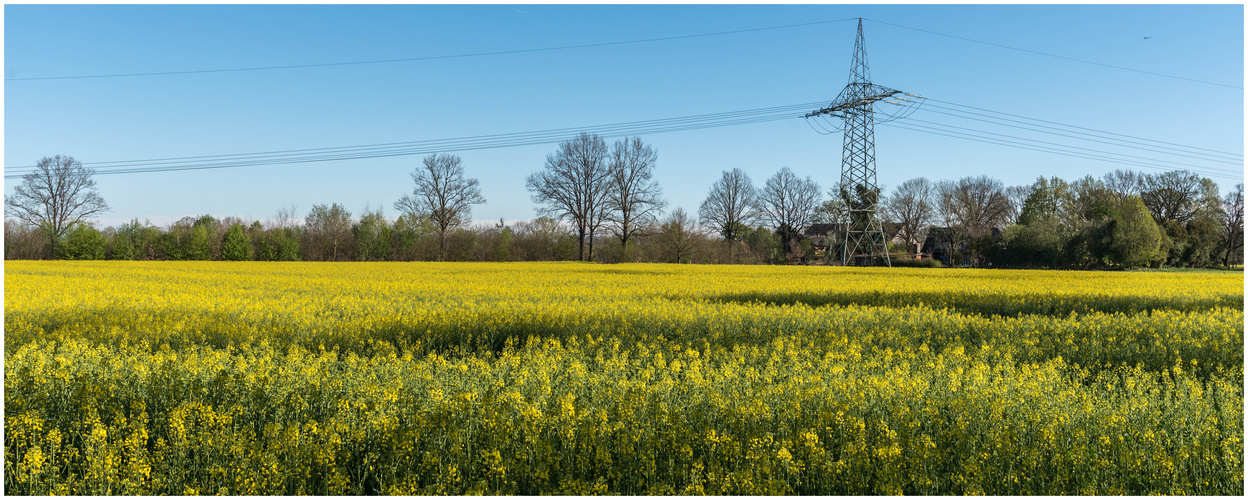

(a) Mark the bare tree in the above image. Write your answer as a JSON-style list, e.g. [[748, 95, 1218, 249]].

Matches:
[[5, 155, 109, 257], [756, 167, 821, 262], [1140, 170, 1218, 224], [1221, 183, 1244, 267], [395, 154, 486, 259], [937, 175, 1011, 265], [657, 208, 699, 263], [525, 133, 611, 261], [882, 177, 935, 255], [511, 217, 576, 261], [270, 205, 299, 230], [698, 168, 757, 242], [1003, 184, 1034, 225], [1103, 169, 1143, 200], [605, 137, 666, 250]]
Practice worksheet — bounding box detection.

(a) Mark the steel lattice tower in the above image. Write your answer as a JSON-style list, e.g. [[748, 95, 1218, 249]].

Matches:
[[805, 19, 923, 266]]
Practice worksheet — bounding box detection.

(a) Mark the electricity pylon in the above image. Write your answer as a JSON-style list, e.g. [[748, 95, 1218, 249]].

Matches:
[[804, 18, 924, 266]]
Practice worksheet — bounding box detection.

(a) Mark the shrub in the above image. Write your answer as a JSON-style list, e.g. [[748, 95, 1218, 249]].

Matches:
[[220, 224, 252, 261], [1110, 196, 1163, 268], [57, 223, 106, 260]]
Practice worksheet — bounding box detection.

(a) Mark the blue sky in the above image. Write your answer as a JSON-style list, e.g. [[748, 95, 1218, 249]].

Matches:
[[5, 4, 1243, 228]]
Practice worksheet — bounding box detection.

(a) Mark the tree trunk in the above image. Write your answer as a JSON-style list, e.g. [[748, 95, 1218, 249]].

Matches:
[[577, 227, 586, 261]]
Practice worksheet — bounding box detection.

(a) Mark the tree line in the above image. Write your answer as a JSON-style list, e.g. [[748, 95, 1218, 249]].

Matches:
[[5, 138, 1244, 268]]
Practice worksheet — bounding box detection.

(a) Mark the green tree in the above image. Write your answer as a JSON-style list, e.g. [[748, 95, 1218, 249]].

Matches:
[[1017, 177, 1073, 227], [1109, 196, 1163, 268], [220, 223, 252, 261], [107, 226, 136, 260], [391, 214, 430, 261], [1001, 215, 1065, 268], [1220, 183, 1244, 267], [58, 223, 107, 260], [354, 209, 393, 261], [305, 203, 354, 261], [494, 218, 513, 262], [186, 225, 212, 260], [108, 219, 157, 260], [257, 228, 301, 261]]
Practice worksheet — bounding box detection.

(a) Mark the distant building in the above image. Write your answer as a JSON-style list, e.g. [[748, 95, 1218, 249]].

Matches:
[[803, 223, 841, 259], [804, 222, 907, 263], [921, 227, 961, 265]]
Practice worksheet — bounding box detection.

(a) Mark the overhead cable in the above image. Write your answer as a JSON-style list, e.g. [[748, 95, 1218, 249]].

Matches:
[[925, 98, 1243, 160], [907, 109, 1245, 168], [6, 18, 858, 82], [6, 99, 1239, 181], [880, 122, 1243, 182], [897, 117, 1243, 178], [4, 102, 823, 177]]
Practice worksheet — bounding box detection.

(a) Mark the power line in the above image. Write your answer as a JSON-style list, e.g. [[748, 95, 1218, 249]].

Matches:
[[912, 105, 1244, 166], [4, 102, 824, 177], [864, 18, 1243, 90], [898, 117, 1243, 178], [6, 18, 858, 82], [881, 121, 1243, 182], [6, 99, 1238, 181], [926, 98, 1242, 159], [83, 103, 822, 169], [79, 115, 806, 176]]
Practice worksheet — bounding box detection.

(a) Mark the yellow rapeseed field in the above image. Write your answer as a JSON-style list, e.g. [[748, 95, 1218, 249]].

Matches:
[[4, 261, 1243, 494]]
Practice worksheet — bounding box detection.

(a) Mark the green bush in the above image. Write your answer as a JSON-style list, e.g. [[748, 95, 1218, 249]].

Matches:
[[186, 225, 212, 260], [220, 224, 252, 261], [257, 229, 301, 261], [1110, 196, 1163, 268], [57, 224, 106, 260]]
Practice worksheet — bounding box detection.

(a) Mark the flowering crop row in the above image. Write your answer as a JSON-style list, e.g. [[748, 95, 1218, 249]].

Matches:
[[4, 261, 1243, 494]]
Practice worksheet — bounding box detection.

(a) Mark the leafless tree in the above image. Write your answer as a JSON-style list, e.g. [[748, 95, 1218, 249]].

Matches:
[[1003, 184, 1034, 225], [882, 177, 935, 255], [1140, 170, 1221, 224], [526, 133, 611, 261], [605, 137, 666, 250], [937, 175, 1011, 264], [945, 175, 1012, 236], [698, 168, 757, 241], [270, 205, 299, 230], [658, 208, 699, 263], [756, 167, 821, 261], [5, 155, 109, 257], [1103, 169, 1143, 200], [511, 217, 576, 261], [395, 154, 486, 259], [1221, 183, 1244, 267]]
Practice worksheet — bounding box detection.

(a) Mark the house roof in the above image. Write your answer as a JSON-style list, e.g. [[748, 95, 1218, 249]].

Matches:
[[803, 223, 841, 236]]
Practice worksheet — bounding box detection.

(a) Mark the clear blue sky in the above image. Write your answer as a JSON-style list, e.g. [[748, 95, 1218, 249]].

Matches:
[[5, 4, 1243, 228]]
